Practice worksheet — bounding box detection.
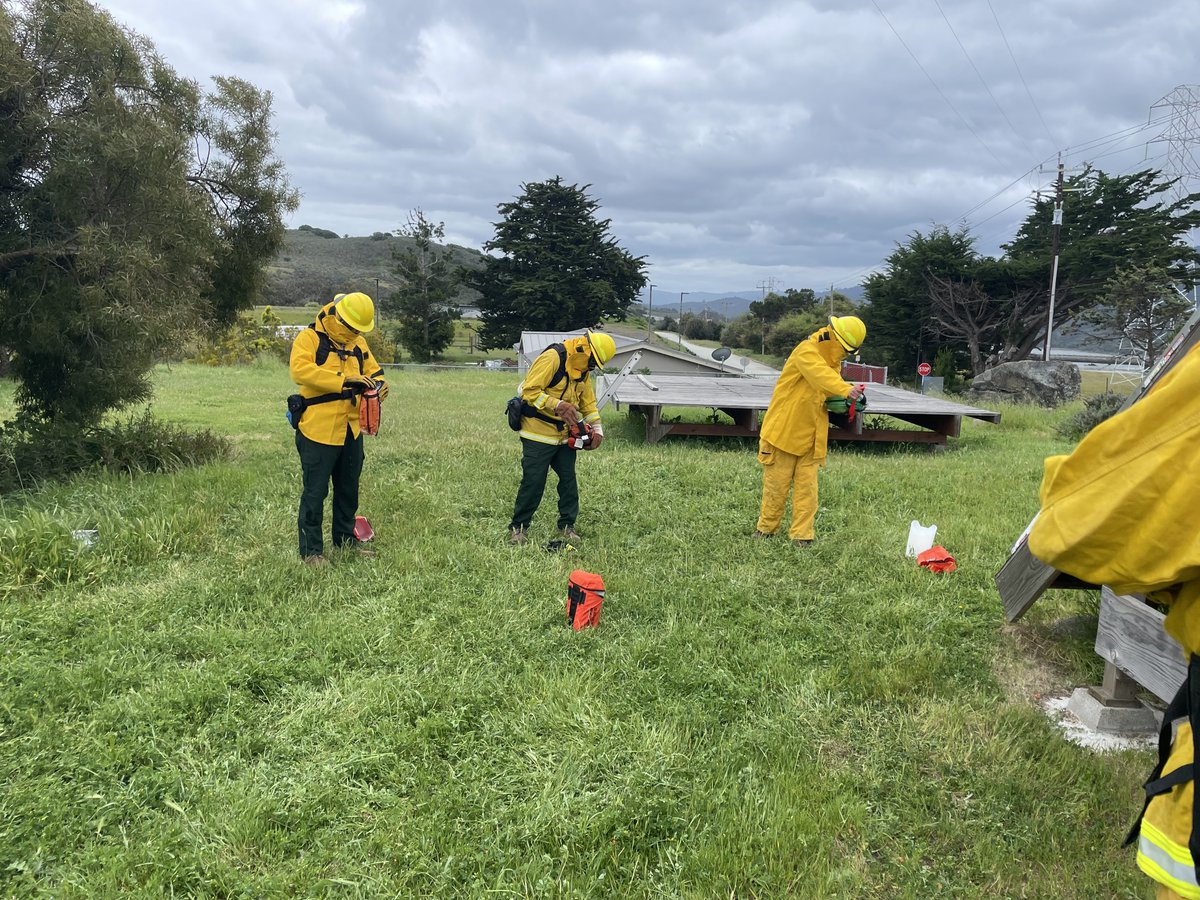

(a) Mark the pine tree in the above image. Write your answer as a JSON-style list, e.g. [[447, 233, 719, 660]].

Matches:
[[470, 177, 646, 350]]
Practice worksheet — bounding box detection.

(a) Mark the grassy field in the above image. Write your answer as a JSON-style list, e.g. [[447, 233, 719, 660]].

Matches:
[[0, 364, 1156, 897]]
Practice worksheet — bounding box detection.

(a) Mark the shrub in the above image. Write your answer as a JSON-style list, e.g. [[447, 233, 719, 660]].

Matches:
[[192, 308, 291, 366], [0, 411, 232, 494], [366, 330, 398, 364], [1056, 392, 1126, 441], [933, 347, 963, 392]]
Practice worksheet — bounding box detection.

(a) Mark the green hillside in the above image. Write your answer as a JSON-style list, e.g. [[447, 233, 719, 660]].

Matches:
[[263, 227, 486, 307]]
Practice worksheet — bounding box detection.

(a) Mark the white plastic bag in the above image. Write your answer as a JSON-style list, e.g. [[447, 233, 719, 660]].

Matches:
[[905, 520, 937, 558]]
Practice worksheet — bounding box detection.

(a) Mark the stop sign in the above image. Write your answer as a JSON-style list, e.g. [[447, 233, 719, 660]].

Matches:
[[918, 362, 932, 376]]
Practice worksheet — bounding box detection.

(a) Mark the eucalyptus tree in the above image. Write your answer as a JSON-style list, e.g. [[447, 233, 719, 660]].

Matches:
[[0, 0, 298, 424]]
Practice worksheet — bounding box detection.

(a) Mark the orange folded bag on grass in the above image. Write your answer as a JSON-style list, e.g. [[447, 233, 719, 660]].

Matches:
[[567, 570, 605, 630], [917, 545, 957, 573]]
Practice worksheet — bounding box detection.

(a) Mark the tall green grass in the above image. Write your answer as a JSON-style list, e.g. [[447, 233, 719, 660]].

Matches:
[[0, 363, 1152, 897]]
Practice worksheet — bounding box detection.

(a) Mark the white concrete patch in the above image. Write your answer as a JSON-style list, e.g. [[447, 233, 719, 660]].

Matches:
[[1042, 694, 1156, 753]]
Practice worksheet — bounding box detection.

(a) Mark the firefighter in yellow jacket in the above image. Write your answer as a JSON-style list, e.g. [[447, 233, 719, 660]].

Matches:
[[753, 316, 865, 545], [1028, 342, 1200, 899], [289, 292, 387, 566], [508, 331, 616, 545]]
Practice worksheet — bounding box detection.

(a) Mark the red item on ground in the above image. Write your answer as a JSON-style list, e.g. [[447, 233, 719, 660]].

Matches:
[[567, 570, 605, 630], [353, 515, 374, 542], [917, 545, 956, 573]]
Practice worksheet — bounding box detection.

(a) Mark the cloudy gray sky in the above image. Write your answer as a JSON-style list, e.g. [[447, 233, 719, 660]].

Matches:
[[95, 0, 1200, 297]]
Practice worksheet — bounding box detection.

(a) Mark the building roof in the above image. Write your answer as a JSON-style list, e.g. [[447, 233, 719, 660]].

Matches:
[[516, 329, 639, 360], [517, 330, 734, 374]]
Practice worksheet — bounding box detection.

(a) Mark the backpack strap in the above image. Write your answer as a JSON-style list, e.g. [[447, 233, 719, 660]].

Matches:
[[547, 342, 569, 388], [309, 319, 366, 372], [1125, 652, 1200, 888]]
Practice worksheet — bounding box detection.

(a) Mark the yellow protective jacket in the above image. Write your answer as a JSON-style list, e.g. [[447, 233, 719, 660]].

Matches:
[[517, 336, 602, 446], [759, 326, 852, 461], [289, 301, 386, 446], [1028, 343, 1200, 898]]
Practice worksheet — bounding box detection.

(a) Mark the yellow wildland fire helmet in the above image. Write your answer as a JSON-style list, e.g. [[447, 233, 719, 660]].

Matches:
[[335, 292, 376, 334], [586, 331, 617, 366], [829, 315, 866, 352]]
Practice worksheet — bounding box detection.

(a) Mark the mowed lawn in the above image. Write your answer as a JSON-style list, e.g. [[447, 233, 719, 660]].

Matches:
[[0, 362, 1154, 898]]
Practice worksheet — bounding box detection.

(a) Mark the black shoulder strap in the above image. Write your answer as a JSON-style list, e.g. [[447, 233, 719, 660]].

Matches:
[[309, 320, 364, 370], [1125, 651, 1200, 886], [547, 342, 568, 388], [307, 323, 330, 366]]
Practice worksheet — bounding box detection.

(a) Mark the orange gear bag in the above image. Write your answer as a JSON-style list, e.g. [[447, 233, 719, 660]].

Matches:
[[359, 386, 382, 436], [567, 570, 605, 630]]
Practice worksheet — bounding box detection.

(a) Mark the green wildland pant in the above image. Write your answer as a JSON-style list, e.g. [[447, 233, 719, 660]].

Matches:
[[510, 438, 578, 530], [295, 426, 364, 557]]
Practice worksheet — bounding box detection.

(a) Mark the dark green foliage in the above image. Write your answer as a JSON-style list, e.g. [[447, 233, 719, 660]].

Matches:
[[749, 288, 820, 327], [0, 412, 231, 494], [863, 226, 979, 375], [1077, 264, 1192, 369], [198, 77, 299, 327], [192, 307, 290, 366], [471, 177, 648, 349], [766, 314, 814, 356], [1056, 392, 1126, 441], [0, 0, 296, 427], [864, 168, 1200, 377], [384, 210, 461, 362], [932, 346, 962, 391], [681, 315, 723, 341], [297, 225, 341, 239], [1000, 167, 1200, 359]]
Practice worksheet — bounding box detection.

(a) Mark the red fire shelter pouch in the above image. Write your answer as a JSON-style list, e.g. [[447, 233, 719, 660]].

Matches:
[[567, 570, 605, 630], [359, 386, 382, 436], [916, 545, 957, 574]]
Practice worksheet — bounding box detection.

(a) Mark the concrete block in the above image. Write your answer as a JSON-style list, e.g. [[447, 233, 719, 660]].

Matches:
[[1066, 686, 1158, 735]]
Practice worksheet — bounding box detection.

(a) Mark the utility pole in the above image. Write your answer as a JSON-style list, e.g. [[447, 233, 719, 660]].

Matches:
[[1043, 155, 1065, 362], [645, 283, 656, 339], [679, 292, 688, 348]]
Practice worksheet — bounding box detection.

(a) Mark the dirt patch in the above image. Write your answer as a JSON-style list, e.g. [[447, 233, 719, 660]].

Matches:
[[992, 621, 1084, 705]]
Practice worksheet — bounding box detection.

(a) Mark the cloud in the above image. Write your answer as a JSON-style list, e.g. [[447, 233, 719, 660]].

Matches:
[[96, 0, 1200, 293]]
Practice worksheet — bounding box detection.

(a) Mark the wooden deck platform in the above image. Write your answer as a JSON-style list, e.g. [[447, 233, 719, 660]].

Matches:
[[600, 374, 1001, 445]]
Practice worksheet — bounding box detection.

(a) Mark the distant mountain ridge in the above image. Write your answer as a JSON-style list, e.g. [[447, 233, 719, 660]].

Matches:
[[263, 228, 867, 317], [643, 287, 867, 319], [262, 228, 486, 307]]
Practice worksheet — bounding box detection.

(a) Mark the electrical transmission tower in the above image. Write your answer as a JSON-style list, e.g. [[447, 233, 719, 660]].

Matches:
[[1149, 85, 1200, 203]]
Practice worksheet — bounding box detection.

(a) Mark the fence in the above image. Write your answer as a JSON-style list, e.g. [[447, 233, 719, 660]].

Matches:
[[842, 362, 888, 384]]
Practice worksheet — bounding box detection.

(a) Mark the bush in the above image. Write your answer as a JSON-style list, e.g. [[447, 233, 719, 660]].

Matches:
[[767, 313, 822, 355], [933, 347, 964, 392], [1056, 392, 1125, 441], [366, 330, 398, 364], [0, 411, 232, 494], [192, 307, 291, 366]]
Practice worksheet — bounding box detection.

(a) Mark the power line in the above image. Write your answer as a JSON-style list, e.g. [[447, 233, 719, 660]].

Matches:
[[969, 189, 1036, 230], [870, 0, 1008, 168], [933, 0, 1031, 157], [986, 0, 1056, 146], [1057, 119, 1163, 161], [955, 164, 1040, 222]]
